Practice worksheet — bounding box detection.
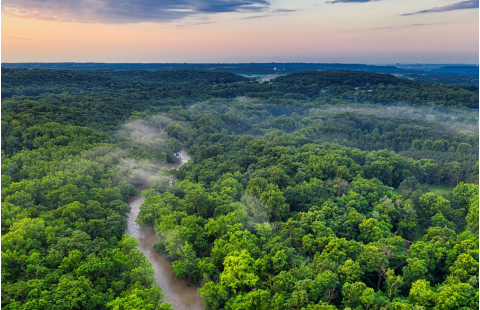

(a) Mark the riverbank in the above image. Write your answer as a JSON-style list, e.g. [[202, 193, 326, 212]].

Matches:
[[126, 150, 204, 310]]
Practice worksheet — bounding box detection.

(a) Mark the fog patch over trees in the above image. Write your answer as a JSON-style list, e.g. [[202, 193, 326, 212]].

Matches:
[[308, 103, 478, 134]]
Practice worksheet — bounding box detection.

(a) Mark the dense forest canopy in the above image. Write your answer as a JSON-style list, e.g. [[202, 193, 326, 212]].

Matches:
[[1, 68, 479, 310], [2, 69, 478, 108]]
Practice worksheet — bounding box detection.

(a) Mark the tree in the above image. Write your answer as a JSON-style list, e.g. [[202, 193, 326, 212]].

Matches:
[[339, 259, 363, 283], [245, 177, 289, 221], [422, 140, 433, 151], [59, 250, 83, 273], [418, 192, 451, 223], [243, 289, 272, 310], [358, 245, 389, 290], [220, 250, 259, 292], [183, 180, 214, 218], [411, 139, 422, 150], [447, 162, 462, 186], [315, 270, 340, 303], [409, 280, 435, 308], [342, 282, 374, 310], [382, 269, 404, 300], [403, 258, 428, 285], [456, 143, 472, 154], [172, 242, 202, 283], [52, 275, 96, 310], [453, 183, 479, 209], [466, 201, 479, 236], [421, 159, 438, 185], [358, 218, 384, 244], [447, 253, 478, 283], [284, 178, 330, 212], [107, 288, 171, 310], [432, 140, 447, 152], [198, 281, 228, 310], [367, 160, 394, 187], [435, 283, 476, 310]]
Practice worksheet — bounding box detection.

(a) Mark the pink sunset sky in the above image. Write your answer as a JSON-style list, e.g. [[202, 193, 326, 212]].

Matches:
[[2, 0, 479, 63]]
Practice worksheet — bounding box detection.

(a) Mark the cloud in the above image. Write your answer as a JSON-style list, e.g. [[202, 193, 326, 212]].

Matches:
[[273, 9, 296, 13], [327, 0, 379, 4], [1, 0, 270, 24], [241, 14, 270, 19], [240, 8, 296, 19], [374, 23, 432, 29], [176, 21, 213, 27], [6, 36, 32, 40], [402, 0, 478, 16]]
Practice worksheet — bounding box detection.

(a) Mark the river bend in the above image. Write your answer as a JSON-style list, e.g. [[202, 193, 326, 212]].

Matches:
[[126, 150, 204, 310]]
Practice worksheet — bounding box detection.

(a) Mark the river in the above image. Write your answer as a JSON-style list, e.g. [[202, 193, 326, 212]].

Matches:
[[126, 149, 205, 310]]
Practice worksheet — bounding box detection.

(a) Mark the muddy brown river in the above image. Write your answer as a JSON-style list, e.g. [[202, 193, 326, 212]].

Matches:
[[126, 150, 205, 310]]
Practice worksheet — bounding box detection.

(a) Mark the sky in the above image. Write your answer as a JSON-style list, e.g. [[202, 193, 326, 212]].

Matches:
[[2, 0, 479, 64]]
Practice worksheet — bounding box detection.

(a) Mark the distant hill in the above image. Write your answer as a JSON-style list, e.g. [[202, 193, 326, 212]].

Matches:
[[273, 70, 415, 87], [431, 65, 479, 75], [3, 62, 477, 85], [0, 62, 404, 73], [2, 68, 477, 108]]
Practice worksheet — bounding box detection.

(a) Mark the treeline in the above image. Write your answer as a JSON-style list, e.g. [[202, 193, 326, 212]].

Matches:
[[1, 68, 247, 99], [2, 69, 478, 108]]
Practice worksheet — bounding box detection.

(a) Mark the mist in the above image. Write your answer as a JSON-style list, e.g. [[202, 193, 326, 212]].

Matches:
[[308, 103, 479, 134], [83, 115, 181, 190]]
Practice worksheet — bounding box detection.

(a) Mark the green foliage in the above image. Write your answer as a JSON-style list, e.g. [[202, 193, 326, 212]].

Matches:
[[220, 250, 259, 292], [2, 68, 478, 310]]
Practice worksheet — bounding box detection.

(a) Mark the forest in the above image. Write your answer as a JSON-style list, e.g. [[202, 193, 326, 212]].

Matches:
[[2, 63, 478, 85], [1, 68, 479, 309]]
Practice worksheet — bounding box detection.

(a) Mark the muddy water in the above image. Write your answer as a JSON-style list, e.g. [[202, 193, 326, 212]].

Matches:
[[126, 149, 204, 310]]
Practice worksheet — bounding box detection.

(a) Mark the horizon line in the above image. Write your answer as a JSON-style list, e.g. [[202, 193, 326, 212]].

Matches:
[[2, 62, 479, 65]]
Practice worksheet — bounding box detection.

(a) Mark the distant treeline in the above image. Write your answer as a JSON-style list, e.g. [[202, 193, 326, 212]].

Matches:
[[2, 69, 478, 108], [3, 62, 478, 85]]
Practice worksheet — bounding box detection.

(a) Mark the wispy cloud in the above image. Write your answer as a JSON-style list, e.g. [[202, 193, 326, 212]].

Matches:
[[374, 23, 432, 30], [176, 21, 213, 27], [273, 9, 296, 13], [6, 36, 32, 40], [241, 14, 270, 19], [402, 0, 479, 16], [2, 0, 270, 24]]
